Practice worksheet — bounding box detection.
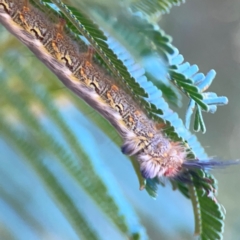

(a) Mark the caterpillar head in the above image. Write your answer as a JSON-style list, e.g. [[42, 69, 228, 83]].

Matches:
[[135, 132, 239, 181], [136, 133, 187, 179]]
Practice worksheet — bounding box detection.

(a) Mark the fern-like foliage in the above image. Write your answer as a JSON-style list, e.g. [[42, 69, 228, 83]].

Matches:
[[0, 119, 100, 240], [62, 0, 228, 132], [0, 0, 232, 239]]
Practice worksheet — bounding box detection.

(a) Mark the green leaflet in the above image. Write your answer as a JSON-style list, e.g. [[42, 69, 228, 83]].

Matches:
[[189, 174, 225, 240]]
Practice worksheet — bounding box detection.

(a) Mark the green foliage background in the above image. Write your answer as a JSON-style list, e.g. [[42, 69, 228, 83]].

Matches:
[[0, 0, 239, 240]]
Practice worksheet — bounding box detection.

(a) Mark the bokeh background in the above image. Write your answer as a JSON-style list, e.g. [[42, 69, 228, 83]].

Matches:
[[163, 0, 240, 239], [0, 0, 240, 239]]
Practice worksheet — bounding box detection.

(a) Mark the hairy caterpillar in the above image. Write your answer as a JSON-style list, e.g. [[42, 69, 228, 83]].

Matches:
[[0, 0, 235, 184]]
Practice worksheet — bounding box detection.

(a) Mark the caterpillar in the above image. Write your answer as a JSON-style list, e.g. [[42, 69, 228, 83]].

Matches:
[[0, 0, 235, 184]]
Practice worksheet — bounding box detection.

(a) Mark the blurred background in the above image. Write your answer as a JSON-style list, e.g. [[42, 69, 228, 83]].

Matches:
[[163, 0, 240, 239], [0, 0, 240, 239]]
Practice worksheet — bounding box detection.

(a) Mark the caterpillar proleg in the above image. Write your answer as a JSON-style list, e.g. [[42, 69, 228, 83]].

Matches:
[[0, 0, 236, 185]]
